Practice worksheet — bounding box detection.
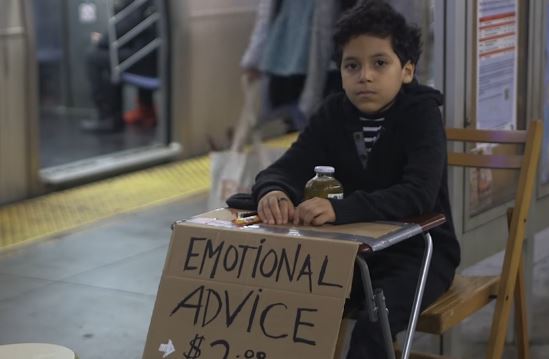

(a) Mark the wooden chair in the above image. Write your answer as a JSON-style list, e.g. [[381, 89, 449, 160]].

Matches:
[[414, 120, 543, 359]]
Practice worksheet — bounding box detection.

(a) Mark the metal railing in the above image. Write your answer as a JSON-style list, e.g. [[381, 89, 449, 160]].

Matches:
[[105, 0, 160, 82]]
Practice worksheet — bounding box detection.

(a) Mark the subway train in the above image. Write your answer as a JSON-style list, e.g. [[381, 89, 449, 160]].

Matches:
[[1, 0, 261, 202], [2, 0, 549, 357]]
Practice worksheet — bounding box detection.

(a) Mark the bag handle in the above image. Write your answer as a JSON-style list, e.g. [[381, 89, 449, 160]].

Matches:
[[230, 76, 260, 152], [230, 76, 273, 168]]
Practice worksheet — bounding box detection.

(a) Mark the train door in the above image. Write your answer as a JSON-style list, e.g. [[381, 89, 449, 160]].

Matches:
[[31, 0, 179, 185]]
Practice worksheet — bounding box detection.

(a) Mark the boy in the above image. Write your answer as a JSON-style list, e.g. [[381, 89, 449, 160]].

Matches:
[[250, 1, 460, 357]]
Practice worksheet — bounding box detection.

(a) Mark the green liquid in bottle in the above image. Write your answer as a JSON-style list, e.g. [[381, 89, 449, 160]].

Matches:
[[304, 166, 344, 200]]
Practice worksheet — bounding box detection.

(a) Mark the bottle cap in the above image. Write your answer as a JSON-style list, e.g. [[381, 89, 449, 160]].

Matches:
[[314, 166, 335, 174]]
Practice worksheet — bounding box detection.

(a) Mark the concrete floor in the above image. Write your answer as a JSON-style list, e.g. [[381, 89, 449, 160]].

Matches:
[[0, 194, 547, 358]]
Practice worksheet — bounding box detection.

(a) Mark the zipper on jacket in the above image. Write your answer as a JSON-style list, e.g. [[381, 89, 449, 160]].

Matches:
[[353, 126, 386, 170]]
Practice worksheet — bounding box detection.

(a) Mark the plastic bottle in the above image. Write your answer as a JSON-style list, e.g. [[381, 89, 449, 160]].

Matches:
[[304, 166, 344, 200]]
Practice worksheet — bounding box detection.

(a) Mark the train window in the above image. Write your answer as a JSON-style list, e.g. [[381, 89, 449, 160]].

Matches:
[[33, 0, 178, 185]]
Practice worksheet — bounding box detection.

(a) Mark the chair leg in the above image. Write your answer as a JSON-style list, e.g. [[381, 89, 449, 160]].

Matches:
[[503, 207, 530, 359], [486, 208, 524, 359], [486, 272, 516, 358], [514, 256, 530, 359]]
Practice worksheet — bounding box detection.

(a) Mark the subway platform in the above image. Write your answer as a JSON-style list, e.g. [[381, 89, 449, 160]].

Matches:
[[0, 188, 548, 358]]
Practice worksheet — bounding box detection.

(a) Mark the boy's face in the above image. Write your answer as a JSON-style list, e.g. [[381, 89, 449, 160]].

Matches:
[[340, 34, 415, 114]]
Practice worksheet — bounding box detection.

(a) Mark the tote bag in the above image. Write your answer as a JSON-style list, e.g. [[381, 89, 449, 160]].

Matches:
[[208, 78, 285, 210]]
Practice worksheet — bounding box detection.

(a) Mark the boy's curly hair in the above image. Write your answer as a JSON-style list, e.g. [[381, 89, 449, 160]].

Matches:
[[333, 0, 422, 67]]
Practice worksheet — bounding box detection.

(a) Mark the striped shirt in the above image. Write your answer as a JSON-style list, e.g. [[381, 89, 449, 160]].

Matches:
[[359, 116, 385, 153]]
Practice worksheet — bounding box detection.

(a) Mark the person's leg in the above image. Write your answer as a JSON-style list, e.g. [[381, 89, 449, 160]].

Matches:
[[123, 88, 156, 126], [138, 88, 154, 106], [122, 52, 158, 126], [82, 46, 123, 132], [268, 74, 306, 108], [266, 74, 305, 132], [346, 251, 452, 358]]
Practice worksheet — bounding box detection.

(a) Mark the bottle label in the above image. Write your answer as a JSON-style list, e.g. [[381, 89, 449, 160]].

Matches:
[[327, 193, 344, 199]]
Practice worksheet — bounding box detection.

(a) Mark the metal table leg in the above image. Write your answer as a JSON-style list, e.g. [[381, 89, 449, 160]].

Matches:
[[355, 232, 433, 359], [356, 256, 396, 359], [401, 232, 433, 359]]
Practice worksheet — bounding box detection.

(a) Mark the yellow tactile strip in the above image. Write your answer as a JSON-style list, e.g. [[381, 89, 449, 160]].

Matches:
[[0, 133, 297, 251]]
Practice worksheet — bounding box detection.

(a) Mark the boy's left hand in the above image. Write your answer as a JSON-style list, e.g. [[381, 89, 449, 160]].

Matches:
[[293, 198, 336, 226]]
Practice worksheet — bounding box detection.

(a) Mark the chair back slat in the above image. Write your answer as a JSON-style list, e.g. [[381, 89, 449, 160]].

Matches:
[[446, 128, 528, 143], [447, 125, 530, 170], [447, 153, 523, 169]]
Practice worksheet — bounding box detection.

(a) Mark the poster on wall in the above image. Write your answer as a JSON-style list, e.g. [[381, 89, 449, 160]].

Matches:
[[542, 1, 549, 185], [476, 0, 518, 130], [470, 0, 519, 215]]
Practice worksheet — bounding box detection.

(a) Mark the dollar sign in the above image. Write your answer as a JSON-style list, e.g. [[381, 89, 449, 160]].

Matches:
[[183, 334, 204, 359]]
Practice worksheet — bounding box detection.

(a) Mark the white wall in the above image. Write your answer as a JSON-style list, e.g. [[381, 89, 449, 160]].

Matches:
[[170, 0, 257, 157], [0, 0, 36, 204]]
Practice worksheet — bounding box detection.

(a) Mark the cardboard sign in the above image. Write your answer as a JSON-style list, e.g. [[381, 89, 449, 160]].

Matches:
[[143, 210, 360, 359]]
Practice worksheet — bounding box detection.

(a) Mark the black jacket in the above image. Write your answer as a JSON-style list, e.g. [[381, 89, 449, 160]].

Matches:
[[252, 82, 460, 276]]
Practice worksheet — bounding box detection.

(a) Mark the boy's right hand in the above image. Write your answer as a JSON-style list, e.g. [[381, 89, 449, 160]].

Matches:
[[257, 191, 295, 225]]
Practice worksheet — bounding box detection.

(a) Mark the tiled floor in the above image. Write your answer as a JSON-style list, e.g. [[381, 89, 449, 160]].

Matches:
[[457, 225, 549, 358], [0, 194, 547, 358], [0, 195, 206, 358]]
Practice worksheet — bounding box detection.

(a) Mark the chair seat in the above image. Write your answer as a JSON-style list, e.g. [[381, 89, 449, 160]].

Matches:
[[0, 343, 77, 358], [417, 274, 500, 334]]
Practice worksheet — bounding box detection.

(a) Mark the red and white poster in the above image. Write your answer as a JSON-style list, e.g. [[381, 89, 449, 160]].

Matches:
[[476, 0, 518, 130]]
